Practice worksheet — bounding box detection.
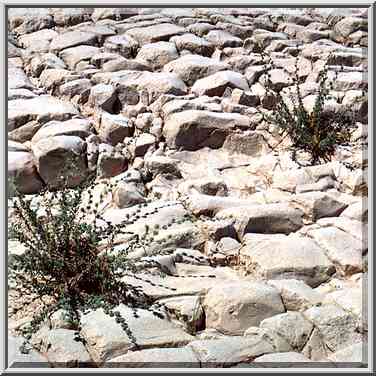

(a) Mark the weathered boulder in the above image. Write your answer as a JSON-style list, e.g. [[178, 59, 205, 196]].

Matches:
[[31, 135, 87, 188], [8, 151, 44, 194], [126, 23, 185, 44], [240, 234, 336, 287], [170, 33, 215, 56], [8, 96, 79, 132], [80, 305, 194, 363], [191, 70, 249, 97], [163, 110, 250, 150], [136, 41, 179, 70], [215, 203, 304, 238], [164, 54, 229, 85], [50, 31, 97, 52], [203, 281, 285, 335]]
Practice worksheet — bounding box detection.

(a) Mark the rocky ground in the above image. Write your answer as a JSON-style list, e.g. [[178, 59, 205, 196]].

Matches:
[[7, 7, 368, 368]]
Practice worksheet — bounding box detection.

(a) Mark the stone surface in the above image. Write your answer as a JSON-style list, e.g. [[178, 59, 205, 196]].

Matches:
[[240, 234, 335, 287], [80, 305, 194, 362], [203, 281, 285, 335], [8, 97, 79, 132], [191, 71, 250, 97], [164, 54, 229, 85], [163, 110, 250, 150], [31, 135, 88, 188]]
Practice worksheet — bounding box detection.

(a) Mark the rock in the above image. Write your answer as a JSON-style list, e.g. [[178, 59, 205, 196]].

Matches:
[[222, 131, 269, 157], [240, 234, 335, 287], [259, 69, 292, 92], [91, 8, 139, 22], [102, 57, 151, 72], [253, 352, 311, 365], [215, 203, 304, 238], [97, 144, 127, 178], [134, 133, 156, 157], [103, 34, 139, 58], [332, 71, 367, 91], [159, 295, 205, 334], [31, 118, 92, 143], [203, 281, 285, 335], [301, 327, 329, 361], [231, 89, 260, 106], [59, 45, 100, 70], [30, 53, 66, 77], [145, 155, 182, 178], [114, 71, 187, 103], [31, 135, 87, 188], [163, 110, 250, 150], [187, 335, 275, 367], [260, 312, 313, 351], [39, 329, 92, 366], [88, 84, 118, 113], [328, 342, 366, 363], [59, 79, 92, 98], [205, 30, 243, 48], [126, 23, 185, 44], [267, 279, 324, 311], [113, 181, 146, 208], [164, 54, 229, 86], [304, 226, 364, 276], [8, 67, 35, 91], [178, 177, 228, 197], [80, 305, 194, 363], [272, 164, 336, 193], [8, 96, 79, 132], [191, 71, 249, 97], [50, 31, 97, 52], [171, 33, 215, 56], [323, 286, 362, 318], [334, 16, 368, 38], [8, 336, 49, 368], [340, 200, 367, 222], [186, 22, 218, 37], [98, 112, 134, 145], [8, 151, 44, 195], [303, 304, 363, 353], [136, 42, 179, 70], [39, 69, 79, 91], [288, 192, 348, 223], [108, 347, 200, 367]]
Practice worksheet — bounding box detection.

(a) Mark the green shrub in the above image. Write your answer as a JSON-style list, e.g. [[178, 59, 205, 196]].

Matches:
[[259, 51, 358, 165], [8, 173, 206, 355]]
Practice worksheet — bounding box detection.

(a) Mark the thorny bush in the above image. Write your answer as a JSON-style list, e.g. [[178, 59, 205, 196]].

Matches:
[[258, 49, 360, 165], [8, 169, 212, 357]]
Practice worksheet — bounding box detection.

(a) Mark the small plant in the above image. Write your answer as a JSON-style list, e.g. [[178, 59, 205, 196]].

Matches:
[[8, 166, 212, 356], [259, 50, 358, 165]]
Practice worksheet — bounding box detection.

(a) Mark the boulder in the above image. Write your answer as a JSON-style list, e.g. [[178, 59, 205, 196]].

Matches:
[[136, 41, 179, 70], [170, 33, 215, 56], [215, 203, 304, 238], [203, 281, 285, 335], [205, 30, 243, 48], [31, 119, 92, 143], [303, 304, 363, 353], [50, 31, 97, 52], [126, 23, 185, 45], [31, 135, 87, 188], [108, 347, 200, 367], [8, 96, 79, 132], [240, 234, 335, 287], [191, 70, 249, 97], [163, 110, 250, 150], [80, 305, 194, 363], [164, 54, 229, 86], [103, 34, 139, 58], [8, 151, 44, 194], [260, 312, 314, 351]]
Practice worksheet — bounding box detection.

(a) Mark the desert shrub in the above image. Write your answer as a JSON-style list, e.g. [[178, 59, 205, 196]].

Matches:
[[259, 51, 358, 165], [8, 171, 210, 356]]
